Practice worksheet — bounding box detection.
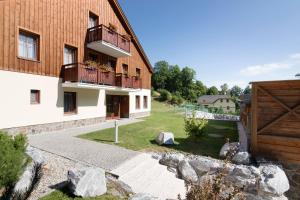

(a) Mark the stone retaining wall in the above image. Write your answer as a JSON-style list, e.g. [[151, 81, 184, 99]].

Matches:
[[187, 111, 240, 121], [129, 111, 150, 119], [2, 117, 106, 135]]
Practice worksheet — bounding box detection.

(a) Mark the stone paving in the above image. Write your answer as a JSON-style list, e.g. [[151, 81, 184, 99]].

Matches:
[[28, 119, 142, 171]]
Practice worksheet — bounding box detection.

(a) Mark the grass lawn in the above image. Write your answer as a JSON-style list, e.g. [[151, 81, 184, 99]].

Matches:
[[39, 186, 122, 200], [79, 100, 238, 158]]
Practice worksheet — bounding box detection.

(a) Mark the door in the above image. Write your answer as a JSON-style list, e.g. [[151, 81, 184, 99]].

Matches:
[[106, 95, 120, 119], [120, 96, 129, 118]]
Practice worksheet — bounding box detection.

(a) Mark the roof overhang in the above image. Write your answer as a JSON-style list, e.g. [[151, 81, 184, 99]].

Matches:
[[108, 0, 153, 73]]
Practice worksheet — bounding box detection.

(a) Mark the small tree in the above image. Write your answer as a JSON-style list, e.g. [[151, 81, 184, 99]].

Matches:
[[158, 89, 172, 102], [0, 133, 27, 189], [184, 113, 208, 137]]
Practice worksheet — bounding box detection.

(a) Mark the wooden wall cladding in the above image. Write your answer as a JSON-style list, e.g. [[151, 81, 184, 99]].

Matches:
[[251, 80, 300, 164], [0, 0, 151, 89]]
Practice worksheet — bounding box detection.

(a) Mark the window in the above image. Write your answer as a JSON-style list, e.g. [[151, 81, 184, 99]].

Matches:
[[220, 99, 223, 103], [19, 30, 39, 60], [64, 92, 77, 114], [136, 68, 141, 78], [108, 60, 116, 71], [30, 90, 40, 104], [227, 106, 230, 110], [226, 99, 229, 103], [135, 95, 140, 109], [143, 96, 148, 109], [64, 45, 77, 65], [88, 12, 98, 28], [122, 64, 128, 76]]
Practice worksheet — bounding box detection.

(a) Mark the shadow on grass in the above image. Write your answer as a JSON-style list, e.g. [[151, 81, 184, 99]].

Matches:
[[90, 138, 115, 143], [150, 136, 228, 158]]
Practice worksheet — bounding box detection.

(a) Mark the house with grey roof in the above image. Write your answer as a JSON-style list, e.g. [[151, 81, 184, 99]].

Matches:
[[197, 95, 236, 113]]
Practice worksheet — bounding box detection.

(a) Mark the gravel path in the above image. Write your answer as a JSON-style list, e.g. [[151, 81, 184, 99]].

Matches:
[[28, 119, 141, 171], [28, 149, 88, 200]]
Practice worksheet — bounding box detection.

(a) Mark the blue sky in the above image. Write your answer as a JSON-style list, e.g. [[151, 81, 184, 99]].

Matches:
[[119, 0, 300, 89]]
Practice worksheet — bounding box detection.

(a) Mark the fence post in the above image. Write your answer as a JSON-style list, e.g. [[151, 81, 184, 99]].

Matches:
[[115, 120, 119, 144]]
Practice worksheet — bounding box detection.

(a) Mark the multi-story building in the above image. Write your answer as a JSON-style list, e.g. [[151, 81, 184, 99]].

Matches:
[[0, 0, 153, 134], [197, 95, 236, 113]]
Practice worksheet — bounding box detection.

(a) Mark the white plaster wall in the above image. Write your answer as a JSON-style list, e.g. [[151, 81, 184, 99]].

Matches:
[[0, 70, 106, 129], [129, 89, 151, 114]]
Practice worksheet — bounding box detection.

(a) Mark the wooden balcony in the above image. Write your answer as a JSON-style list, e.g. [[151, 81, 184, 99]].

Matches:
[[87, 24, 131, 58], [62, 63, 142, 89], [115, 74, 142, 89]]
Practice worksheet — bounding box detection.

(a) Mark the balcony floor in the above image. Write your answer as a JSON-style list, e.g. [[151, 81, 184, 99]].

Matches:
[[62, 82, 140, 92], [87, 41, 131, 58]]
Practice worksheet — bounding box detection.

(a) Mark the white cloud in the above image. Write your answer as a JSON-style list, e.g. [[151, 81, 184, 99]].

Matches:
[[290, 53, 300, 59], [240, 63, 290, 76]]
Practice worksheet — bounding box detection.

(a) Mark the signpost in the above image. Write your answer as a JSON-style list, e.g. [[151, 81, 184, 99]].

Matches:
[[115, 120, 119, 143]]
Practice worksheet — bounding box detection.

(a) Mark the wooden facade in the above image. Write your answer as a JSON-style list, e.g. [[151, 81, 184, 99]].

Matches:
[[250, 80, 300, 164], [0, 0, 152, 89]]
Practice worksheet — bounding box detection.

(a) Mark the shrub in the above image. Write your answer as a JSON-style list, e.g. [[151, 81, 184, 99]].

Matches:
[[152, 90, 161, 98], [184, 113, 208, 137], [157, 89, 172, 102], [0, 132, 27, 188], [171, 93, 184, 105]]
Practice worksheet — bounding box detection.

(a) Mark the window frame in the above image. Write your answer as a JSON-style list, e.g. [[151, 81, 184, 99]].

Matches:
[[88, 11, 99, 29], [136, 68, 141, 78], [64, 92, 77, 115], [18, 29, 40, 62], [30, 90, 40, 105], [64, 44, 78, 65], [143, 96, 148, 109], [135, 95, 140, 110], [122, 64, 129, 76]]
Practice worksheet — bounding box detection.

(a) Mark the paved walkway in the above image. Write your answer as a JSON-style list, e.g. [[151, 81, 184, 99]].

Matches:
[[29, 119, 142, 171], [29, 118, 186, 199]]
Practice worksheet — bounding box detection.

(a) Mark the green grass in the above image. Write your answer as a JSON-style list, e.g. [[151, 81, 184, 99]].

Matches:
[[79, 100, 238, 158], [39, 185, 123, 200]]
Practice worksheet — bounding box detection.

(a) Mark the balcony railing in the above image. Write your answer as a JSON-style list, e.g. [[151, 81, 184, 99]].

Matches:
[[87, 24, 130, 53], [62, 63, 141, 89]]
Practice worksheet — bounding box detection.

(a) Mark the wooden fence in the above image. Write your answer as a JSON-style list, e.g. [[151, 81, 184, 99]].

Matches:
[[250, 80, 300, 164]]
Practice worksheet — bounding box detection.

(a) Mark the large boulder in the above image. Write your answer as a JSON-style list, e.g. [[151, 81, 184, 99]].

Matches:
[[13, 162, 37, 196], [26, 146, 46, 165], [129, 193, 159, 200], [68, 168, 107, 197], [227, 165, 257, 192], [155, 132, 175, 145], [258, 165, 290, 197], [219, 142, 239, 158], [159, 153, 185, 168], [178, 160, 198, 183], [232, 151, 251, 165], [189, 157, 222, 176]]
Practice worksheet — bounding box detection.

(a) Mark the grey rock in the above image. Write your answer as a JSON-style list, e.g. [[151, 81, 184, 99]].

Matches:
[[178, 160, 198, 183], [26, 146, 46, 165], [189, 157, 221, 176], [227, 165, 257, 192], [68, 168, 107, 197], [232, 151, 251, 165], [258, 165, 289, 196], [155, 132, 175, 145], [129, 193, 159, 200], [244, 193, 288, 200], [219, 142, 239, 158], [159, 153, 185, 168], [13, 162, 36, 195]]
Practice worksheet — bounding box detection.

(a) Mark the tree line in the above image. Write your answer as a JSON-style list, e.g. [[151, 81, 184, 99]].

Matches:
[[152, 60, 251, 103]]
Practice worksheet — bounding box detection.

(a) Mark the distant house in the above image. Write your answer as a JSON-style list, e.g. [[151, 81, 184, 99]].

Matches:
[[197, 95, 236, 113]]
